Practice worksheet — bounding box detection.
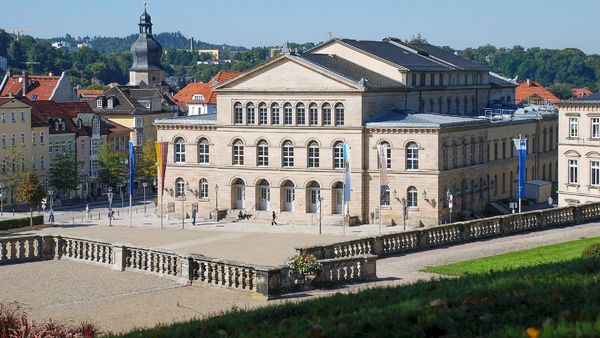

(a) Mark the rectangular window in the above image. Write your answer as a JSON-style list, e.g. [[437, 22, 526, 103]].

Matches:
[[502, 142, 506, 159], [284, 105, 293, 125], [569, 159, 578, 184], [592, 118, 600, 139], [271, 105, 280, 125], [234, 105, 243, 124], [20, 111, 25, 122], [40, 132, 45, 144], [20, 133, 25, 145], [259, 106, 268, 125], [569, 118, 579, 137], [32, 132, 36, 145], [1, 112, 5, 123], [107, 99, 113, 109], [322, 105, 331, 126], [257, 144, 269, 166], [592, 161, 600, 186], [309, 105, 318, 126], [40, 156, 45, 169], [137, 132, 143, 146], [1, 134, 5, 147], [308, 143, 319, 168], [246, 105, 255, 124], [49, 142, 53, 154], [96, 99, 103, 108], [32, 156, 36, 170], [11, 112, 16, 123], [135, 117, 144, 128]]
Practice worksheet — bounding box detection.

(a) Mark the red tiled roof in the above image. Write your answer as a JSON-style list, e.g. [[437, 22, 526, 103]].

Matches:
[[18, 98, 78, 132], [212, 70, 241, 84], [1, 75, 61, 100], [174, 82, 214, 105], [515, 80, 560, 104], [572, 87, 593, 98], [77, 89, 104, 97]]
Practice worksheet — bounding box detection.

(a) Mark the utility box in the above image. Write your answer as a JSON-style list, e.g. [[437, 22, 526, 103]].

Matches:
[[525, 180, 552, 203]]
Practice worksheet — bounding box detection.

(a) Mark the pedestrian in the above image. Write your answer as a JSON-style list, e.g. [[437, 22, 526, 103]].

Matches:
[[271, 211, 277, 226], [86, 204, 91, 220], [48, 210, 54, 224], [191, 208, 197, 225]]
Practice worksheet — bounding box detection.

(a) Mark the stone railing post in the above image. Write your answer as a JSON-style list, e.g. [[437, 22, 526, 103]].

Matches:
[[53, 236, 63, 260], [417, 230, 429, 250], [537, 211, 545, 229], [112, 244, 127, 271], [40, 235, 55, 260], [254, 267, 282, 299], [574, 205, 583, 224], [363, 255, 377, 281], [179, 255, 193, 285], [371, 237, 383, 257]]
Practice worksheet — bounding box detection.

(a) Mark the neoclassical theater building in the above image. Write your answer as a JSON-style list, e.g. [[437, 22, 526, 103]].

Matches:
[[156, 38, 557, 226]]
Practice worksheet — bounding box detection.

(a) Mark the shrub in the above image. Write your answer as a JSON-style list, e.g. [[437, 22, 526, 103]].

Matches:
[[581, 242, 600, 258], [0, 301, 99, 337], [0, 215, 44, 231], [285, 252, 321, 275]]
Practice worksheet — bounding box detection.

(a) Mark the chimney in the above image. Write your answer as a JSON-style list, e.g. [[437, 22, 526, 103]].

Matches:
[[189, 37, 194, 52], [526, 79, 531, 87], [48, 72, 53, 76], [21, 70, 28, 96]]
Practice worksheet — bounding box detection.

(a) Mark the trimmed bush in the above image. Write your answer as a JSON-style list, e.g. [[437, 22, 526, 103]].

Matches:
[[581, 242, 600, 258], [0, 215, 44, 231]]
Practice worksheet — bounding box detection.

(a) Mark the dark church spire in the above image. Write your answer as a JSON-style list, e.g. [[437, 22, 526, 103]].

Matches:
[[129, 3, 164, 85]]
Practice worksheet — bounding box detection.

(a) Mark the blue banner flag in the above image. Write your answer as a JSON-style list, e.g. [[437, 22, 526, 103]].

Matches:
[[342, 143, 351, 202], [513, 138, 527, 199], [129, 141, 135, 196]]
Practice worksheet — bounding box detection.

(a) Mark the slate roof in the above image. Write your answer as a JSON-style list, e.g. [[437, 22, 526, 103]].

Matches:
[[299, 53, 406, 89], [88, 85, 177, 116], [366, 109, 487, 128], [335, 38, 489, 72], [488, 73, 517, 87], [571, 91, 600, 102], [154, 113, 217, 125]]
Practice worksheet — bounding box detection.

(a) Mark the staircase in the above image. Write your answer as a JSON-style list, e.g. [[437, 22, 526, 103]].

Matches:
[[489, 202, 511, 215]]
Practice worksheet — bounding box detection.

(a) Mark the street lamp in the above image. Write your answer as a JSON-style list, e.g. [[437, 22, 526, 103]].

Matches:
[[0, 184, 4, 216], [181, 181, 189, 229], [215, 184, 219, 210], [142, 182, 148, 214], [107, 187, 114, 227]]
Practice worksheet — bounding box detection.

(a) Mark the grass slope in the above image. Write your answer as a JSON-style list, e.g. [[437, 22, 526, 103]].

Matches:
[[422, 237, 600, 276], [111, 258, 600, 338]]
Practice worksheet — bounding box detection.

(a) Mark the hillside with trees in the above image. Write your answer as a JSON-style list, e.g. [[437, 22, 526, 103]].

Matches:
[[1, 28, 599, 98]]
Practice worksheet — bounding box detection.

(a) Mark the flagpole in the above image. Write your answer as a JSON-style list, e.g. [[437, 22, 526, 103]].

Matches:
[[518, 136, 522, 213], [129, 194, 132, 227], [378, 182, 382, 236]]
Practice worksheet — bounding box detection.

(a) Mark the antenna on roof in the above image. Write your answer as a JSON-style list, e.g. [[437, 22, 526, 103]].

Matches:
[[327, 32, 333, 40], [144, 0, 148, 9]]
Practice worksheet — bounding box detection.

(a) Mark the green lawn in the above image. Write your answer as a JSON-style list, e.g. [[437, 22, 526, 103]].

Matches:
[[111, 257, 600, 337], [422, 236, 600, 276]]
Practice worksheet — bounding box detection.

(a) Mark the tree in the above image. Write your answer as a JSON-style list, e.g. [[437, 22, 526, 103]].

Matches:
[[136, 140, 157, 183], [98, 143, 127, 189], [549, 83, 575, 100], [49, 150, 78, 198], [15, 171, 45, 226]]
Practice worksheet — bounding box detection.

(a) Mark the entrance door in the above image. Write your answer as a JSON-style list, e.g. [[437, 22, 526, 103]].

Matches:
[[333, 188, 343, 214], [235, 185, 245, 209], [284, 187, 294, 211], [309, 189, 320, 213], [259, 186, 270, 210]]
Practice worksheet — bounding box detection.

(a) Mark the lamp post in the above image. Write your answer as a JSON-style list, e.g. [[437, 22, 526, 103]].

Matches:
[[0, 183, 4, 216], [215, 184, 219, 210], [447, 189, 453, 224], [401, 197, 408, 231], [142, 182, 148, 214], [317, 193, 322, 235], [107, 187, 114, 227], [181, 181, 189, 230]]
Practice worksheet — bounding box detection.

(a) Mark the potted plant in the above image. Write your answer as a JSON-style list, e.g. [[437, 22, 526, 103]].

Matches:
[[285, 251, 322, 287]]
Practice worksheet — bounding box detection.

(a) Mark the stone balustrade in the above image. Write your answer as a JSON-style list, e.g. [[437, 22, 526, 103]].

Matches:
[[125, 247, 180, 278], [188, 255, 258, 292], [0, 235, 50, 264], [298, 202, 600, 260], [57, 236, 114, 266], [316, 255, 377, 285]]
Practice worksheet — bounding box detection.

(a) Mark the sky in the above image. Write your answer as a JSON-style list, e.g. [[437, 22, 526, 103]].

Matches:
[[2, 0, 600, 53]]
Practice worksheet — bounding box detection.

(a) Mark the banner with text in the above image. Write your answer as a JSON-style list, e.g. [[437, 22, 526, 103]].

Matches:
[[513, 138, 527, 199]]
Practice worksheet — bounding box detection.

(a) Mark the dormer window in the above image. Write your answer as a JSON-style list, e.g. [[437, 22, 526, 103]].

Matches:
[[96, 98, 103, 108], [192, 94, 204, 101], [107, 98, 114, 109], [145, 102, 151, 109], [77, 119, 82, 129]]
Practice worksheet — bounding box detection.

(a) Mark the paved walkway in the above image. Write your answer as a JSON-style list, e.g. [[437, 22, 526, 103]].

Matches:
[[2, 222, 599, 334]]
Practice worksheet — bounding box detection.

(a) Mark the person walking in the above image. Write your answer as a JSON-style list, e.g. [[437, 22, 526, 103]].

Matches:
[[271, 211, 277, 226], [191, 208, 197, 225], [86, 204, 91, 220], [48, 210, 54, 224]]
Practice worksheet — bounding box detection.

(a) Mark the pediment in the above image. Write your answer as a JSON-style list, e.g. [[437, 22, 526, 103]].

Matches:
[[564, 150, 581, 157], [585, 151, 600, 158], [216, 56, 361, 91]]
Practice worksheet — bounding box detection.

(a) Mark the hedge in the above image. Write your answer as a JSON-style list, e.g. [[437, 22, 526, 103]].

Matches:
[[0, 215, 44, 231]]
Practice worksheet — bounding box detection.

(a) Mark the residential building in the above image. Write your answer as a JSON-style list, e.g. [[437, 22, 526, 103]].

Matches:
[[155, 38, 557, 227], [0, 97, 49, 205], [557, 92, 600, 206], [0, 71, 78, 102], [572, 87, 593, 99], [515, 79, 560, 105], [174, 71, 241, 115]]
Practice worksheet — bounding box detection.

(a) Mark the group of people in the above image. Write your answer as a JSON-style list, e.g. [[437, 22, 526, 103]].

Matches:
[[237, 210, 278, 226]]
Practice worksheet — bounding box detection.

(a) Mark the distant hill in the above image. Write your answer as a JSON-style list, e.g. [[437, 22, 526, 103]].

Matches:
[[38, 31, 245, 53]]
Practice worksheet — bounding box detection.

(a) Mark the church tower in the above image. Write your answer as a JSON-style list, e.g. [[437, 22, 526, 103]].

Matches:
[[129, 5, 164, 86]]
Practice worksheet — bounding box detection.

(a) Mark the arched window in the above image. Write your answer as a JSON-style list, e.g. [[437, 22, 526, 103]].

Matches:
[[455, 97, 460, 114], [543, 128, 547, 152], [258, 103, 268, 125], [471, 97, 476, 113], [234, 102, 243, 124], [175, 178, 185, 197], [446, 97, 452, 113], [232, 139, 244, 165], [406, 142, 419, 170], [282, 141, 294, 167], [333, 141, 344, 169], [322, 103, 332, 126], [92, 117, 100, 135], [296, 103, 305, 125], [437, 97, 443, 113], [502, 173, 506, 193], [271, 103, 280, 125], [378, 141, 392, 169], [199, 178, 208, 198], [308, 141, 319, 168], [246, 103, 255, 124], [283, 103, 293, 125], [335, 103, 344, 126], [549, 127, 554, 150], [309, 103, 318, 126], [407, 186, 418, 207], [198, 138, 209, 164], [257, 140, 269, 166], [174, 137, 186, 163], [381, 185, 390, 206]]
